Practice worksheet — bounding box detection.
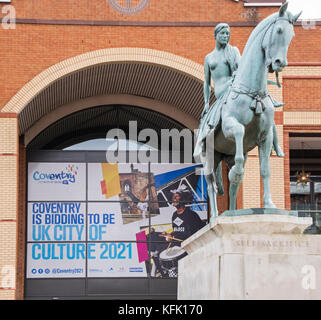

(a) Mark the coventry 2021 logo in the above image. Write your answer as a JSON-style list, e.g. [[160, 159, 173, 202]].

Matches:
[[33, 165, 78, 185]]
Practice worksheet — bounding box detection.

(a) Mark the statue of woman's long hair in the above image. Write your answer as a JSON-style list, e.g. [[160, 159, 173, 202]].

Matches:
[[214, 23, 238, 74]]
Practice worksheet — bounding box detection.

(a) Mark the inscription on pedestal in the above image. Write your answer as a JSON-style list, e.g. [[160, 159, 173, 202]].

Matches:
[[232, 239, 310, 249], [224, 234, 319, 255]]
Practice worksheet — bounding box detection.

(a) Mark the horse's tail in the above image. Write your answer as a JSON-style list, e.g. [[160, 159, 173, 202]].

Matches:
[[216, 162, 224, 196], [193, 142, 224, 196]]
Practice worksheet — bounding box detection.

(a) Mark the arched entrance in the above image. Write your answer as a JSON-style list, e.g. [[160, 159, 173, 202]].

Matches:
[[1, 48, 224, 299], [2, 47, 207, 132]]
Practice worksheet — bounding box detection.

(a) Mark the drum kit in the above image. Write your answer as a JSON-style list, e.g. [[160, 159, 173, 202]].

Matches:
[[158, 234, 187, 278], [159, 246, 187, 278]]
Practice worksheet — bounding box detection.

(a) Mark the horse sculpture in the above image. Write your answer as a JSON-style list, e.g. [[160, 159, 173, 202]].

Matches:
[[196, 2, 302, 220]]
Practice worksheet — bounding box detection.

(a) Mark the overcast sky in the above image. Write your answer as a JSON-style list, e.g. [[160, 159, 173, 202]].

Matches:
[[288, 0, 321, 19]]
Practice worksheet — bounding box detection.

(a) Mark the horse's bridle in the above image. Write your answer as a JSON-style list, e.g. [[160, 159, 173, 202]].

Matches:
[[262, 15, 294, 85]]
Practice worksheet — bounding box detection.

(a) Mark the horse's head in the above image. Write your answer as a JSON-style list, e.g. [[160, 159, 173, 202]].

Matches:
[[263, 2, 302, 73]]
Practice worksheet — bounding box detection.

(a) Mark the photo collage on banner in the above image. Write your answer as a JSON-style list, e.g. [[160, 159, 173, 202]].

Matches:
[[27, 162, 208, 279]]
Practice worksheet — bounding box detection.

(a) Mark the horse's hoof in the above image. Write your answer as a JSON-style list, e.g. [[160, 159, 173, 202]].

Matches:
[[209, 211, 218, 222], [277, 150, 285, 158], [275, 146, 285, 158], [264, 201, 276, 209], [228, 166, 244, 184]]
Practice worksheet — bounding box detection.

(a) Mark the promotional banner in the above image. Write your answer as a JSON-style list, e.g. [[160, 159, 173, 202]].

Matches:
[[26, 162, 207, 279]]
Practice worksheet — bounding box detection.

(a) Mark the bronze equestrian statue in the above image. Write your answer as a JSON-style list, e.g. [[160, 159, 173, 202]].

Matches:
[[194, 2, 302, 220]]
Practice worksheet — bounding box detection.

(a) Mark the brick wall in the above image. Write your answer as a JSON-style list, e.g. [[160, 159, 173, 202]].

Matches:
[[283, 129, 291, 210], [16, 141, 26, 300], [0, 115, 18, 300], [0, 0, 278, 23], [284, 78, 321, 111]]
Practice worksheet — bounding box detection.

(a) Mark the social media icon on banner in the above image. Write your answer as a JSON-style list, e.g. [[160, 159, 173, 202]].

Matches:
[[38, 269, 43, 274], [45, 269, 50, 274], [31, 269, 37, 274]]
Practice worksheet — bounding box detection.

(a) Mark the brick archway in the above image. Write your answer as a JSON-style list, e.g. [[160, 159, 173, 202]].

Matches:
[[2, 48, 204, 129]]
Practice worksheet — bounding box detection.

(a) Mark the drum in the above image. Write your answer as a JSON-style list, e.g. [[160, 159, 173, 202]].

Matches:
[[159, 246, 187, 278]]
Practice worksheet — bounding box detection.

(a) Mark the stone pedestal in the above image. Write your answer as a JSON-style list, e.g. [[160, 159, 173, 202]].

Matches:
[[177, 210, 321, 300]]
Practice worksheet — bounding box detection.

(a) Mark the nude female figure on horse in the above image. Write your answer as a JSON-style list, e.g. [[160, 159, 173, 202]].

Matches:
[[194, 2, 301, 220], [195, 23, 284, 161]]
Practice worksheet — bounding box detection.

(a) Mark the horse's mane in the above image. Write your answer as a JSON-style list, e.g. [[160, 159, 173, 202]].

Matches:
[[241, 13, 278, 57]]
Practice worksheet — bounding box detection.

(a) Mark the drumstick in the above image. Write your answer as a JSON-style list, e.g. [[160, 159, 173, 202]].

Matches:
[[159, 233, 183, 242]]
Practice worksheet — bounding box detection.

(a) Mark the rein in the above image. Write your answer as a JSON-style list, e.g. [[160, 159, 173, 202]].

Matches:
[[230, 16, 293, 115]]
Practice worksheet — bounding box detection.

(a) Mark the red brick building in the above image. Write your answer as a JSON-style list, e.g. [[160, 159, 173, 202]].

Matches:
[[0, 0, 320, 299]]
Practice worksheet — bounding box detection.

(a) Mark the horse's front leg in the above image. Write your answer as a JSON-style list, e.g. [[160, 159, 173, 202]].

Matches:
[[226, 153, 248, 211], [226, 119, 245, 186], [259, 128, 276, 208]]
